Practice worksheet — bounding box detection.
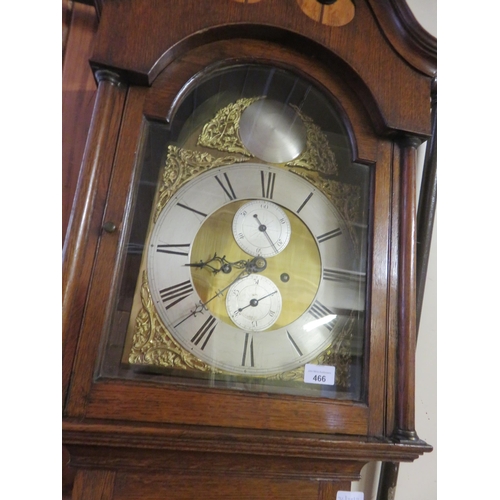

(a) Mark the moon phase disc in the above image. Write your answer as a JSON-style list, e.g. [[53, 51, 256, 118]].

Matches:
[[239, 99, 307, 164]]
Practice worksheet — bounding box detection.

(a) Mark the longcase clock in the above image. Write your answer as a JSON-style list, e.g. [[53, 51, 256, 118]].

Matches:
[[62, 1, 436, 498]]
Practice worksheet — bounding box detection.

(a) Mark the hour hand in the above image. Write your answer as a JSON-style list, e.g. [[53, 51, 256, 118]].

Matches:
[[185, 253, 249, 274], [175, 267, 250, 328]]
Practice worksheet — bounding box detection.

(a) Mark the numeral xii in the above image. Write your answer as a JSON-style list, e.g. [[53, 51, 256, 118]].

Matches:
[[261, 171, 275, 199]]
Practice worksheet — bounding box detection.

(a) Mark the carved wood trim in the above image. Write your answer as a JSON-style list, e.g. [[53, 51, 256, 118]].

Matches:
[[64, 86, 148, 417], [366, 0, 436, 77], [63, 419, 432, 465], [416, 79, 437, 333]]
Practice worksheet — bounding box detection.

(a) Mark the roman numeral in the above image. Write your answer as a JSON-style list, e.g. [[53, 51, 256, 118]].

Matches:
[[286, 330, 303, 356], [215, 173, 237, 200], [309, 300, 336, 331], [261, 171, 275, 199], [297, 192, 313, 214], [159, 280, 193, 310], [323, 268, 366, 283], [317, 228, 342, 243], [191, 315, 217, 350], [156, 243, 190, 256], [177, 202, 207, 218], [242, 333, 255, 367]]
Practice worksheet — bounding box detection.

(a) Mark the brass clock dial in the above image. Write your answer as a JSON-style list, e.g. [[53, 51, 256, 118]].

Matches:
[[146, 162, 360, 375]]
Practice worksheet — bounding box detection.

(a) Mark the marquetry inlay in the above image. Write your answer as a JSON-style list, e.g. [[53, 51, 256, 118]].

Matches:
[[297, 0, 355, 27]]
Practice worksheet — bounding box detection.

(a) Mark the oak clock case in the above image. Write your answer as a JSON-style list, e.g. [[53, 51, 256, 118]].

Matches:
[[99, 65, 370, 401]]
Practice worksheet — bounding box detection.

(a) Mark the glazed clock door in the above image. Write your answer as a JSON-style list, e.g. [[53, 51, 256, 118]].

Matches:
[[102, 63, 371, 402]]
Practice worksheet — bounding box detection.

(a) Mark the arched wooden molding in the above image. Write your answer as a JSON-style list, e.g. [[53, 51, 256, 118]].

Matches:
[[297, 0, 355, 27], [231, 0, 261, 3]]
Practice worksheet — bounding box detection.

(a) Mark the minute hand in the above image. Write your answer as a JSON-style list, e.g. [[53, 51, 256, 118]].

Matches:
[[253, 214, 279, 254]]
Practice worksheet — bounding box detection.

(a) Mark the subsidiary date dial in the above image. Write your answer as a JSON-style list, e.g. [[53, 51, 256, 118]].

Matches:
[[233, 200, 291, 257]]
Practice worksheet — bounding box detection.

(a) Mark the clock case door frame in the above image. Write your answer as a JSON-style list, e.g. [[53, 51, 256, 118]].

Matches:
[[64, 37, 404, 443]]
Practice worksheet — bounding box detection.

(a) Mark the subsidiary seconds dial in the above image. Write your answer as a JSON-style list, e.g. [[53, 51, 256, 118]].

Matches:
[[233, 200, 291, 257]]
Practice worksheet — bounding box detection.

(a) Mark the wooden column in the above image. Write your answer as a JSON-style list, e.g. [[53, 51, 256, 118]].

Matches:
[[394, 136, 420, 441], [62, 70, 127, 403], [62, 0, 98, 243]]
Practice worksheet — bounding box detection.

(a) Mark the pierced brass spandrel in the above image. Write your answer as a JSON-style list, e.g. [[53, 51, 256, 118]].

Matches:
[[129, 271, 221, 373], [197, 97, 260, 155], [315, 313, 356, 390], [286, 107, 339, 177], [154, 146, 248, 222]]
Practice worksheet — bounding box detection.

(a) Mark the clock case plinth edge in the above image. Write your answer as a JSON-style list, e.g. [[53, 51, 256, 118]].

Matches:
[[63, 419, 432, 481]]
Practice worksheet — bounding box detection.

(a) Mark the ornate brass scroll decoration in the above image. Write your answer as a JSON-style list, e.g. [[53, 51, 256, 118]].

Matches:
[[197, 97, 338, 176], [129, 271, 222, 372], [154, 146, 248, 222], [197, 97, 260, 156], [286, 108, 338, 176]]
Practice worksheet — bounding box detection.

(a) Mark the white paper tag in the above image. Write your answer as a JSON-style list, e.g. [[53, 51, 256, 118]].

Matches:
[[303, 363, 335, 385], [336, 492, 364, 500]]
